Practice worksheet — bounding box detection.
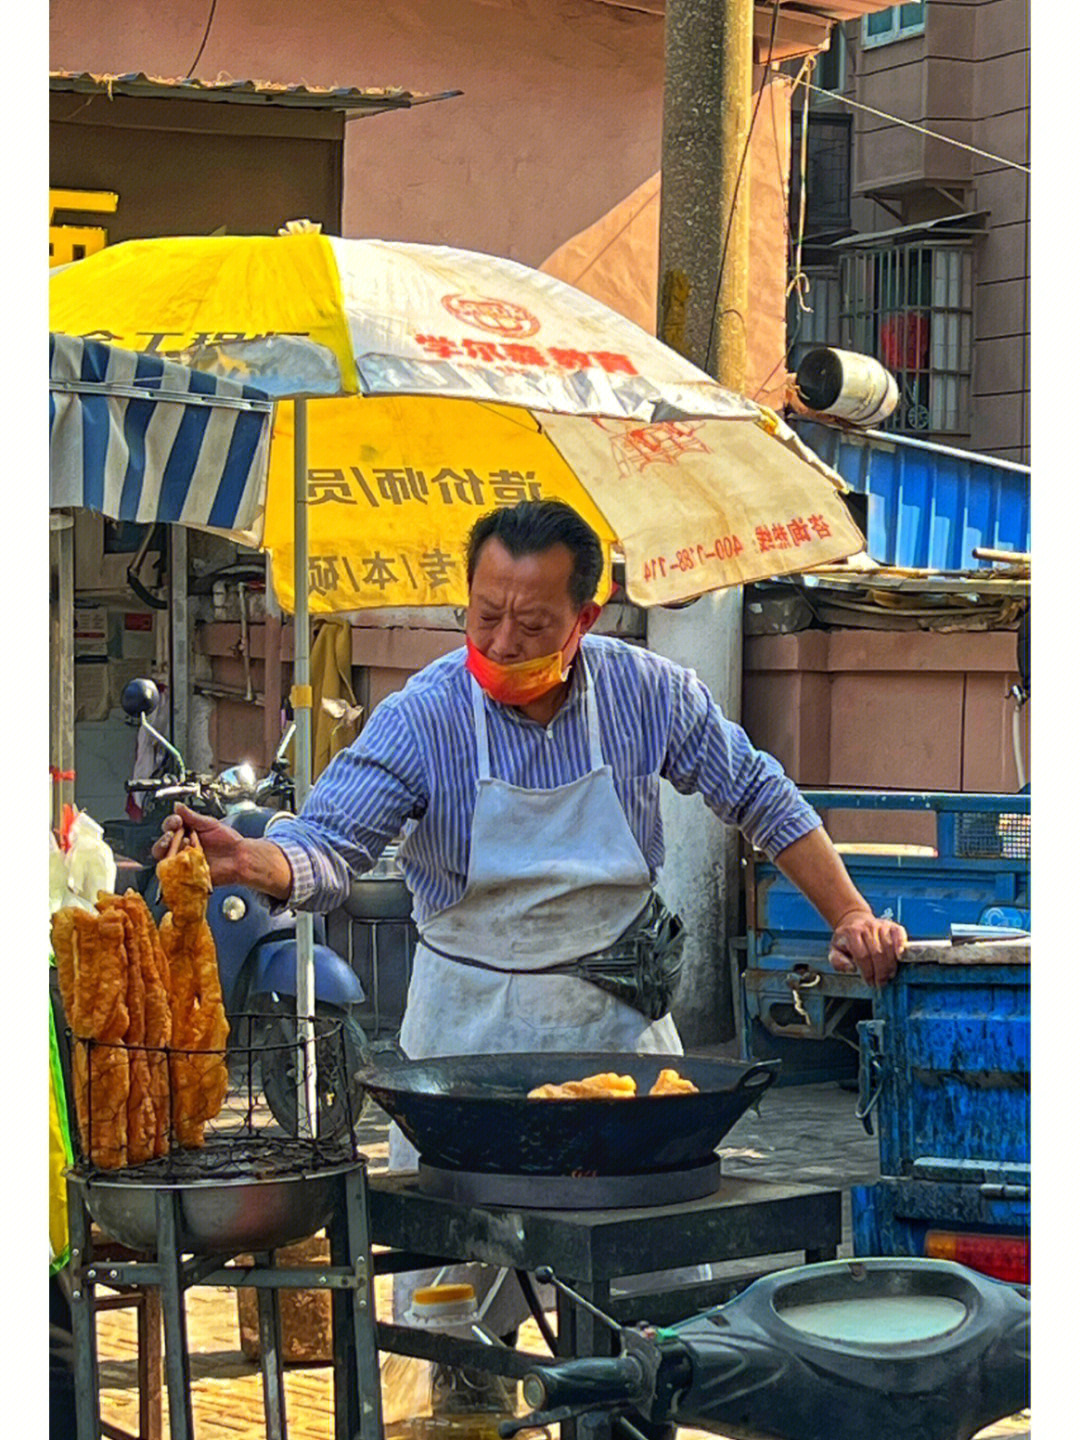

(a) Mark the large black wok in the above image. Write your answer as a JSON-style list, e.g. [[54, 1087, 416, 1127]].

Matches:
[[356, 1052, 779, 1175]]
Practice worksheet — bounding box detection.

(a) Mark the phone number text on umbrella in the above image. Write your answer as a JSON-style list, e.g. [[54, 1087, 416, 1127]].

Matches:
[[642, 515, 834, 581]]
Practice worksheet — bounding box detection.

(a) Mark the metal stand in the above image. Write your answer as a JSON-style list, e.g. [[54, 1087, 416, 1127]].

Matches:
[[369, 1172, 842, 1440], [67, 1163, 383, 1440]]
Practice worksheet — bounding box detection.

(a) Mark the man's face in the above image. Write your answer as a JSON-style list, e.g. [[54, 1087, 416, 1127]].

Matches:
[[466, 538, 599, 663]]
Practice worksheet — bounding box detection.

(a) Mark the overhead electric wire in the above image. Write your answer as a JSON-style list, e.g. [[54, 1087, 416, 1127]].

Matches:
[[803, 80, 1031, 174], [186, 0, 219, 79]]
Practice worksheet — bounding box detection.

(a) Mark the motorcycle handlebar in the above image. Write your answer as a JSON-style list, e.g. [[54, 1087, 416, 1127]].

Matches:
[[521, 1356, 645, 1414], [123, 777, 237, 801], [124, 778, 194, 794]]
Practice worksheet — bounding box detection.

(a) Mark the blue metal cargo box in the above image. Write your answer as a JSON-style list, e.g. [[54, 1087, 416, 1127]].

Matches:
[[858, 959, 1030, 1176], [792, 418, 1030, 570], [852, 951, 1030, 1266], [740, 791, 1030, 1083]]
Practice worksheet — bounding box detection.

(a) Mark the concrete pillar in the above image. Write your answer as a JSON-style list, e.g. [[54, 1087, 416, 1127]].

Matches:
[[658, 0, 754, 379], [654, 0, 755, 1044], [650, 591, 742, 1046]]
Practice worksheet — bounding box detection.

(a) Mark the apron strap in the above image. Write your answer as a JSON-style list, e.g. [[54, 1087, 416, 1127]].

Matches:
[[470, 675, 492, 780], [583, 657, 604, 771]]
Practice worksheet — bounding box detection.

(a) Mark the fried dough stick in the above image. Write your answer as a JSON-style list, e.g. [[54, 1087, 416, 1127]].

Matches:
[[50, 908, 131, 1169], [528, 1072, 638, 1100], [51, 909, 80, 1032], [157, 843, 229, 1147], [98, 893, 173, 1162], [132, 894, 174, 1157], [649, 1068, 699, 1096], [526, 1069, 700, 1100]]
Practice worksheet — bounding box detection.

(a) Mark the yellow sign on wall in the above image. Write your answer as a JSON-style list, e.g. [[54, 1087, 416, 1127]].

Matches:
[[49, 188, 118, 267]]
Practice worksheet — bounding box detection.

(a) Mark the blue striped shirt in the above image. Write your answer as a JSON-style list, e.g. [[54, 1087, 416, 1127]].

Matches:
[[270, 634, 822, 923]]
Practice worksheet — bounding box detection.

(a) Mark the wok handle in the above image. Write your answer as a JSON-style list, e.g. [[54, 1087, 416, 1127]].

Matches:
[[367, 1040, 410, 1068], [735, 1063, 779, 1095]]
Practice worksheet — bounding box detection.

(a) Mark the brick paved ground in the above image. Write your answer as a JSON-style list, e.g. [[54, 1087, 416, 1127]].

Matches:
[[92, 1085, 1029, 1439]]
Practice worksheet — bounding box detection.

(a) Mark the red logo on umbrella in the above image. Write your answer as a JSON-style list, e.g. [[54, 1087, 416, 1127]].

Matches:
[[442, 294, 541, 338], [593, 419, 709, 476]]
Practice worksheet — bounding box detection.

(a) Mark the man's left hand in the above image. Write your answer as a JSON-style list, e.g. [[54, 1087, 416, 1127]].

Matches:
[[829, 908, 907, 987]]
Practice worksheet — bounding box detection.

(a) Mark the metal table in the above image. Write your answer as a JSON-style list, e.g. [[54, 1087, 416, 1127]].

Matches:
[[67, 1164, 384, 1440], [369, 1172, 842, 1439]]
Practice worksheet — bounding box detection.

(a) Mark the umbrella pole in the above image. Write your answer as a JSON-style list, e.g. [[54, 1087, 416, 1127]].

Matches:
[[58, 516, 76, 823], [293, 399, 319, 1137], [50, 513, 76, 832]]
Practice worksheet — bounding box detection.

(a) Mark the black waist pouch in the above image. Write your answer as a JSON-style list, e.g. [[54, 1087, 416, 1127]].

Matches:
[[568, 892, 686, 1022]]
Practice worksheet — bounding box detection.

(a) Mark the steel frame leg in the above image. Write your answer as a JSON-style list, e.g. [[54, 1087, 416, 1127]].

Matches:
[[67, 1177, 101, 1440], [329, 1166, 383, 1440], [255, 1251, 289, 1439], [136, 1286, 164, 1440], [805, 1244, 838, 1263], [556, 1279, 616, 1440], [155, 1191, 195, 1440]]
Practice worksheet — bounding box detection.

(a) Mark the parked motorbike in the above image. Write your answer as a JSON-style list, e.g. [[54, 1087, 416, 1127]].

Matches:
[[508, 1259, 1029, 1440], [102, 678, 371, 1134]]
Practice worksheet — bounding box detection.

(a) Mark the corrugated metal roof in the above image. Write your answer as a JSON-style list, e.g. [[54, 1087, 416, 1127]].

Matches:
[[832, 212, 990, 249], [50, 70, 461, 116], [793, 418, 1031, 572]]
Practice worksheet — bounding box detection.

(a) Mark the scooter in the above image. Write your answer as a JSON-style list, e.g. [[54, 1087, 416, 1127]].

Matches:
[[506, 1259, 1029, 1440], [103, 678, 371, 1134]]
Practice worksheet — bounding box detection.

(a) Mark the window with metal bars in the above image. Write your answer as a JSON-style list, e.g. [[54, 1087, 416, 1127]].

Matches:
[[789, 111, 853, 240], [838, 243, 973, 435], [787, 269, 842, 372]]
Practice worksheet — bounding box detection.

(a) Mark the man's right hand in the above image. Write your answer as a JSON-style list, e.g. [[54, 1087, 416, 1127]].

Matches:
[[153, 805, 296, 901], [152, 804, 246, 885]]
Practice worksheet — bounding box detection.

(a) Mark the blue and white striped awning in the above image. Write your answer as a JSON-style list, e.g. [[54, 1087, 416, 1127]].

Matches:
[[49, 332, 274, 536]]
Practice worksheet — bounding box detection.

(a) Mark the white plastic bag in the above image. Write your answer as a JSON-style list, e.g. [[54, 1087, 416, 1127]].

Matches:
[[62, 811, 117, 906]]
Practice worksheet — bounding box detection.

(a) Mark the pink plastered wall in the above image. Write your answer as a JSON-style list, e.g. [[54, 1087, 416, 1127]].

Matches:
[[50, 0, 667, 267], [52, 0, 791, 394]]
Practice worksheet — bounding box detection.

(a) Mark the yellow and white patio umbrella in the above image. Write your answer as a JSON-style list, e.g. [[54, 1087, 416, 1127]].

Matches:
[[51, 228, 862, 1104], [50, 228, 861, 617]]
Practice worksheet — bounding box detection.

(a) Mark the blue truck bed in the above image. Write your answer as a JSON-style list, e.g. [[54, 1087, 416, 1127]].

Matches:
[[739, 790, 1030, 1084]]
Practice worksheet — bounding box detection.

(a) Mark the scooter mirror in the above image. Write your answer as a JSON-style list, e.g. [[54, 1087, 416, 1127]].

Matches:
[[121, 677, 161, 720], [273, 723, 297, 768], [220, 763, 257, 791]]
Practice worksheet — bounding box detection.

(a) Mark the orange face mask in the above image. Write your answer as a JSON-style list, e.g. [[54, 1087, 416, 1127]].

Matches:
[[466, 626, 580, 707]]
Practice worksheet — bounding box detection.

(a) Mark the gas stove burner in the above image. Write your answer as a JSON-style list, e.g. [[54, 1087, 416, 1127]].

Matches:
[[416, 1156, 721, 1210]]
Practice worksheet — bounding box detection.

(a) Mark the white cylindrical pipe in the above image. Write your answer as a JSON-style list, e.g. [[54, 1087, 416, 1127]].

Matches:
[[1012, 701, 1027, 791], [796, 347, 899, 427]]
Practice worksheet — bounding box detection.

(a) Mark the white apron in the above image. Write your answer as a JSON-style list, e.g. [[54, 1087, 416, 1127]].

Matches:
[[390, 660, 692, 1332]]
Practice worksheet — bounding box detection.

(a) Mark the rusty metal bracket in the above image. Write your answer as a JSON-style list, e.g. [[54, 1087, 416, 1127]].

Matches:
[[855, 1019, 886, 1136]]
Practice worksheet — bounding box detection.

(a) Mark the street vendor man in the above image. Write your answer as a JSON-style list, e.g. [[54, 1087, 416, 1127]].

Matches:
[[155, 497, 905, 1322]]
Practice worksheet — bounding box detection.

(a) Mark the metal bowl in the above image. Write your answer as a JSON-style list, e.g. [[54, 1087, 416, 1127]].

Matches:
[[69, 1163, 359, 1254], [343, 845, 414, 919]]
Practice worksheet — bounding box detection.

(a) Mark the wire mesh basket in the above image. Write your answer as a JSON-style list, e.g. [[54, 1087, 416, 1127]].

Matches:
[[67, 1011, 361, 1181], [955, 810, 1031, 861]]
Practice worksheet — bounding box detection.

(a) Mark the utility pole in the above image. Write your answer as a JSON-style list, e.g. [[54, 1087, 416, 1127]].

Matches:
[[651, 0, 756, 1047]]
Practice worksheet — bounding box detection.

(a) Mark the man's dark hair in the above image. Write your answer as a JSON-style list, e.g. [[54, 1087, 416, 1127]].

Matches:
[[466, 500, 604, 608]]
